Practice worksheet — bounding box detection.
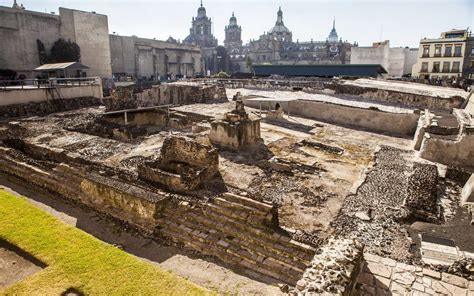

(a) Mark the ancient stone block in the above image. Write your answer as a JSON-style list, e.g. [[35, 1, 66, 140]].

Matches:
[[138, 136, 219, 192], [209, 99, 262, 149]]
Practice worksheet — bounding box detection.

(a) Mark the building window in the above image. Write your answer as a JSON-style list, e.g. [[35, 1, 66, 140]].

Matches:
[[452, 61, 460, 72], [444, 45, 452, 57], [434, 45, 442, 57], [454, 45, 462, 57], [432, 62, 440, 73], [422, 46, 430, 58], [442, 61, 450, 73], [471, 47, 474, 56], [470, 60, 474, 68], [421, 62, 429, 72]]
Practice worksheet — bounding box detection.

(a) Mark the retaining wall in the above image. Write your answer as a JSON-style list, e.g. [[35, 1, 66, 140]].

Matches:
[[244, 99, 420, 137], [0, 84, 103, 106]]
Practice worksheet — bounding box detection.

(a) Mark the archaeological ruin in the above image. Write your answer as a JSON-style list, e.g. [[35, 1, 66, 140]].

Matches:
[[0, 76, 473, 295]]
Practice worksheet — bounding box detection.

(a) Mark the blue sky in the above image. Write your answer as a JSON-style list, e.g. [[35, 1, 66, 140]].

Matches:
[[1, 0, 473, 47]]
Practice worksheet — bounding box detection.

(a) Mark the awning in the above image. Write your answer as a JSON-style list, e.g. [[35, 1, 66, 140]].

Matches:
[[34, 62, 90, 71]]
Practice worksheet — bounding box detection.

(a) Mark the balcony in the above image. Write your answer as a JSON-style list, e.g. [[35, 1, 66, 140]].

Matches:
[[453, 53, 462, 57], [422, 54, 430, 58], [420, 69, 429, 73], [442, 69, 451, 73], [451, 69, 460, 73], [434, 53, 442, 57]]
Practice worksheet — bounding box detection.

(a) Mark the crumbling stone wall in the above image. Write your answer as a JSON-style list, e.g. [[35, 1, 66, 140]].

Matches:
[[138, 136, 219, 192], [0, 97, 101, 119], [292, 238, 364, 295], [104, 82, 228, 111], [418, 110, 474, 171], [333, 83, 466, 112]]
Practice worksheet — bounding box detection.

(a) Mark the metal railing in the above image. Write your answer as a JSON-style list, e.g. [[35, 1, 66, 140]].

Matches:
[[0, 77, 100, 91]]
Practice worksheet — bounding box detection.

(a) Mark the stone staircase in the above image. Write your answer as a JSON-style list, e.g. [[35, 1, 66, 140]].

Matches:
[[157, 193, 315, 285]]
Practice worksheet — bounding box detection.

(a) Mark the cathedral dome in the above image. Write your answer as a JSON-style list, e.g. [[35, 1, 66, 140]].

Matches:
[[268, 7, 291, 34], [197, 1, 207, 19]]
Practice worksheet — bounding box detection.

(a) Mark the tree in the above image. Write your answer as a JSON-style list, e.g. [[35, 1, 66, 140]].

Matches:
[[36, 39, 48, 65], [48, 39, 81, 63], [245, 56, 253, 71]]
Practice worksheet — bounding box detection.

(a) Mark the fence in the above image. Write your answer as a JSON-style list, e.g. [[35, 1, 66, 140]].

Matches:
[[0, 77, 101, 91]]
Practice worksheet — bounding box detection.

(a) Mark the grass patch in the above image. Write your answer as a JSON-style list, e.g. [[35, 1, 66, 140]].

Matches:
[[0, 189, 212, 295]]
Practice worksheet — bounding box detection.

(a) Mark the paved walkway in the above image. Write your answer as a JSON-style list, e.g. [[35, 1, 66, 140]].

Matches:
[[356, 253, 473, 295]]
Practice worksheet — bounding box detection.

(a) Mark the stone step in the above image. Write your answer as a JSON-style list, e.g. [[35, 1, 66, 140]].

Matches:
[[162, 205, 313, 261], [221, 192, 273, 213], [159, 209, 312, 268], [198, 205, 315, 259], [213, 197, 270, 220], [159, 221, 301, 284]]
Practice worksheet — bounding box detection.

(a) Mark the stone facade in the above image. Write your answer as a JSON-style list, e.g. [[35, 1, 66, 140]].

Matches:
[[110, 35, 202, 80], [224, 8, 356, 73], [183, 1, 218, 75], [0, 5, 112, 78]]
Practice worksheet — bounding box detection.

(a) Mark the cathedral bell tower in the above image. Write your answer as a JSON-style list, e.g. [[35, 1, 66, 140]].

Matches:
[[224, 12, 242, 50]]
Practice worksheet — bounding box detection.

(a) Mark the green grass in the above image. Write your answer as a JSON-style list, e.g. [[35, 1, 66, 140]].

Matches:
[[0, 189, 213, 296]]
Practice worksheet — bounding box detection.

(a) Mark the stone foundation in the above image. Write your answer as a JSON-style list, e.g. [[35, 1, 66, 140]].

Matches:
[[138, 136, 219, 192]]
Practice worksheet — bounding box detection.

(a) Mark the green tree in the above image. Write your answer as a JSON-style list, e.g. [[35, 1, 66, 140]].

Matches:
[[36, 39, 48, 65], [245, 56, 253, 70], [48, 39, 81, 63]]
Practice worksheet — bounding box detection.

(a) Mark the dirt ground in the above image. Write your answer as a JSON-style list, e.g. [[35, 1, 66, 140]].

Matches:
[[0, 240, 44, 289], [175, 97, 412, 237], [0, 174, 283, 295]]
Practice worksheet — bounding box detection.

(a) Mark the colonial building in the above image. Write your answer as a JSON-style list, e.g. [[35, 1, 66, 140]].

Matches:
[[412, 29, 474, 79], [351, 40, 418, 77], [223, 8, 356, 73], [183, 1, 218, 74]]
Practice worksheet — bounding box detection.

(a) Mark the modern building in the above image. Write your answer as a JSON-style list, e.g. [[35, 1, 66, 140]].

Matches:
[[350, 40, 418, 77], [0, 3, 112, 78], [253, 64, 387, 78], [412, 29, 474, 79], [223, 7, 356, 73], [110, 35, 202, 80]]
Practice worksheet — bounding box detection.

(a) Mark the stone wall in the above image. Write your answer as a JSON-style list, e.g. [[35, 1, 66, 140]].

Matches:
[[0, 96, 101, 119], [418, 110, 474, 171], [333, 80, 467, 112], [243, 98, 420, 138], [292, 238, 364, 295], [104, 82, 227, 111], [138, 136, 219, 192]]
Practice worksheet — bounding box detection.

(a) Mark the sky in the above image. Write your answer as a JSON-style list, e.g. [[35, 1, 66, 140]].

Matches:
[[1, 0, 473, 48]]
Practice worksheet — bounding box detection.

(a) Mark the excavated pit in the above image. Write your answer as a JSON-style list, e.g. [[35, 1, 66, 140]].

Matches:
[[1, 79, 472, 292]]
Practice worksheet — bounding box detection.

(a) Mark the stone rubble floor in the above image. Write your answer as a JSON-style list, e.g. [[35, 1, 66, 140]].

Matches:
[[357, 253, 474, 296]]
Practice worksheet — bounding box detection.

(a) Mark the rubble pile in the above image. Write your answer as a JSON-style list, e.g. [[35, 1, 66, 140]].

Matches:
[[291, 238, 364, 295], [333, 146, 441, 261], [405, 162, 439, 221]]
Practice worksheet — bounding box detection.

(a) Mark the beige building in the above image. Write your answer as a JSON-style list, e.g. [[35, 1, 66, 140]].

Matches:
[[350, 40, 418, 77], [412, 29, 474, 79], [110, 35, 202, 80], [0, 4, 112, 78]]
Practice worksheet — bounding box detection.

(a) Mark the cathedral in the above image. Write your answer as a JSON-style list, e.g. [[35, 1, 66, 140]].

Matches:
[[184, 2, 357, 74]]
